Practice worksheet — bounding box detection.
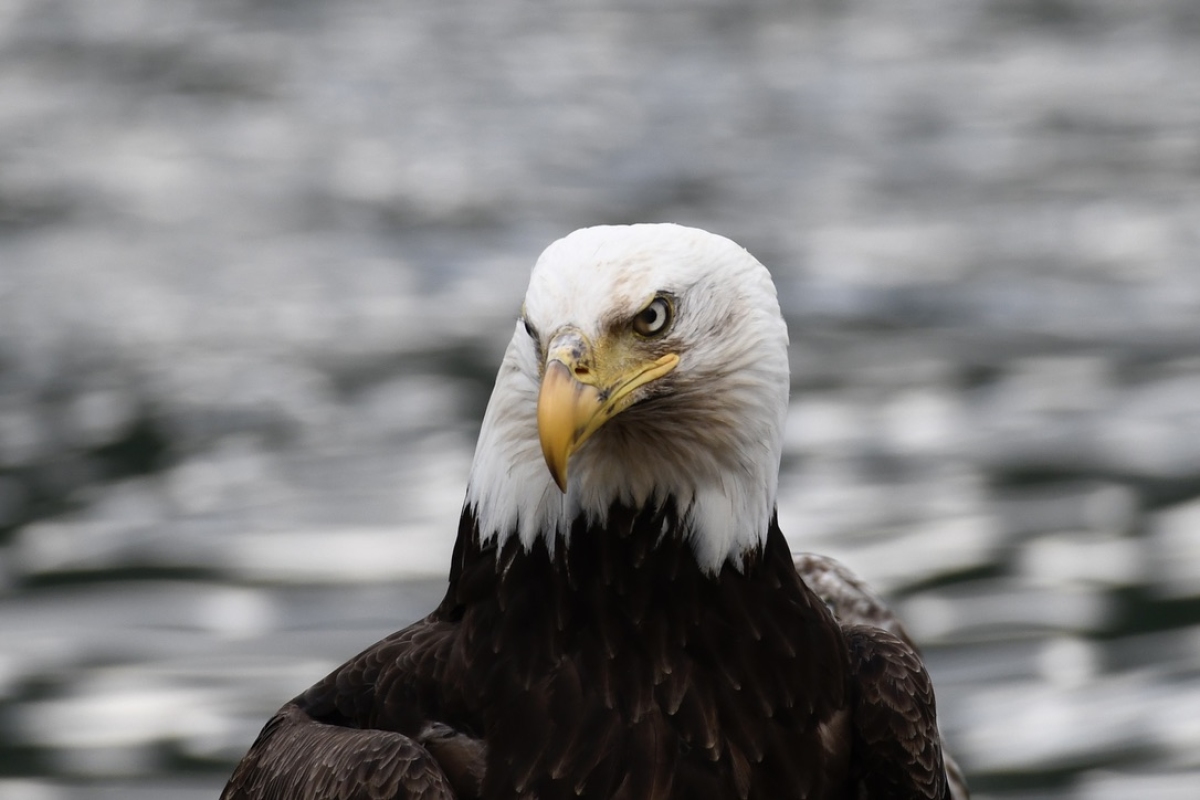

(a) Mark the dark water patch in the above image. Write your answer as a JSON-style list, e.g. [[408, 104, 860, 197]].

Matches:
[[90, 417, 171, 479], [13, 39, 278, 101], [1105, 588, 1200, 640], [0, 474, 29, 533], [989, 467, 1200, 498], [0, 739, 54, 779], [1129, 478, 1200, 512], [968, 765, 1080, 798], [0, 187, 79, 232], [21, 567, 224, 591], [891, 562, 1009, 599], [985, 0, 1105, 32], [0, 414, 171, 547], [319, 344, 497, 399]]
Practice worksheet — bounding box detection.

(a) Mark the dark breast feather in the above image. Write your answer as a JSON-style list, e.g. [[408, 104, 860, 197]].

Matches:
[[225, 503, 958, 800], [437, 503, 854, 800]]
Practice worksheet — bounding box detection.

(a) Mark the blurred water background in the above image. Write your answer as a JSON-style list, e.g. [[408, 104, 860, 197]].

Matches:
[[1, 0, 1199, 797]]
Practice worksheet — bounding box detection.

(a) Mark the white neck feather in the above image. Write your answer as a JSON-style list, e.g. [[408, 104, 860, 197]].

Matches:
[[462, 224, 789, 574]]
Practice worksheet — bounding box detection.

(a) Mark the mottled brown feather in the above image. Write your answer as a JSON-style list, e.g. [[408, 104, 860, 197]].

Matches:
[[795, 552, 969, 800], [844, 626, 950, 800], [220, 705, 457, 800]]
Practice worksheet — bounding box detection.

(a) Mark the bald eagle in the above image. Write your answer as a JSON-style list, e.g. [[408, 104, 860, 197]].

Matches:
[[221, 224, 966, 800]]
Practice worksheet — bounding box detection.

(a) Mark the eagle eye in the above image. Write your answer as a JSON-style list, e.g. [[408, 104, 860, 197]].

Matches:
[[632, 295, 673, 338]]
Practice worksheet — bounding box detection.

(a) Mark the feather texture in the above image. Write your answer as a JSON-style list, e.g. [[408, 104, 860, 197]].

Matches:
[[220, 225, 966, 799]]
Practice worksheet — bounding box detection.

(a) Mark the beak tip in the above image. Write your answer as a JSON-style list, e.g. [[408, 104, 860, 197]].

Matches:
[[544, 451, 568, 493]]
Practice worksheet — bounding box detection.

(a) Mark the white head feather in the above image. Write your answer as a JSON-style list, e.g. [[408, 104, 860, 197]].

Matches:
[[464, 223, 789, 573]]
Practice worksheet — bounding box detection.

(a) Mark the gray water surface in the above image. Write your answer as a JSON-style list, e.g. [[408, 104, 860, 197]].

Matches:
[[2, 1, 1200, 798]]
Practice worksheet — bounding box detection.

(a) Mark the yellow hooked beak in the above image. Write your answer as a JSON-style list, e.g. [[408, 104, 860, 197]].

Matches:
[[536, 330, 679, 492]]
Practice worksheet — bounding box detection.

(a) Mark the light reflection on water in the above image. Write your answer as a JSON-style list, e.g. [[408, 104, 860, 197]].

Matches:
[[2, 1, 1200, 798]]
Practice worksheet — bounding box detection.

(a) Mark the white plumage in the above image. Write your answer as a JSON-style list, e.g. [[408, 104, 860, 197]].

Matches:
[[465, 223, 790, 572]]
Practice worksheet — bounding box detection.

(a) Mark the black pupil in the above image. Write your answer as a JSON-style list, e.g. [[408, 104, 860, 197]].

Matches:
[[641, 304, 662, 330]]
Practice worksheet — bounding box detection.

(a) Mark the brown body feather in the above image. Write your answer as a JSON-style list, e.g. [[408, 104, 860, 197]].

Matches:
[[795, 553, 969, 800], [222, 503, 957, 800]]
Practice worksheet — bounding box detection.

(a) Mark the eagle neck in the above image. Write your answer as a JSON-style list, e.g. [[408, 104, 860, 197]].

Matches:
[[435, 503, 852, 800], [442, 498, 762, 619], [438, 500, 846, 676]]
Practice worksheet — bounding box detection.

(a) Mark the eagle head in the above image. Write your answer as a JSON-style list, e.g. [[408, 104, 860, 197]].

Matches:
[[465, 224, 789, 572]]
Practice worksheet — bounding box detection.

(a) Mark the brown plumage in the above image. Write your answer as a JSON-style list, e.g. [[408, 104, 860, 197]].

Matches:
[[222, 507, 962, 800], [220, 224, 966, 799], [794, 553, 969, 800]]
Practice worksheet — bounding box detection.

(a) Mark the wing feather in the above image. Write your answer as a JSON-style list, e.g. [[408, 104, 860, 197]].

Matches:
[[222, 615, 484, 800], [220, 705, 457, 800], [843, 625, 949, 799], [794, 553, 969, 800]]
